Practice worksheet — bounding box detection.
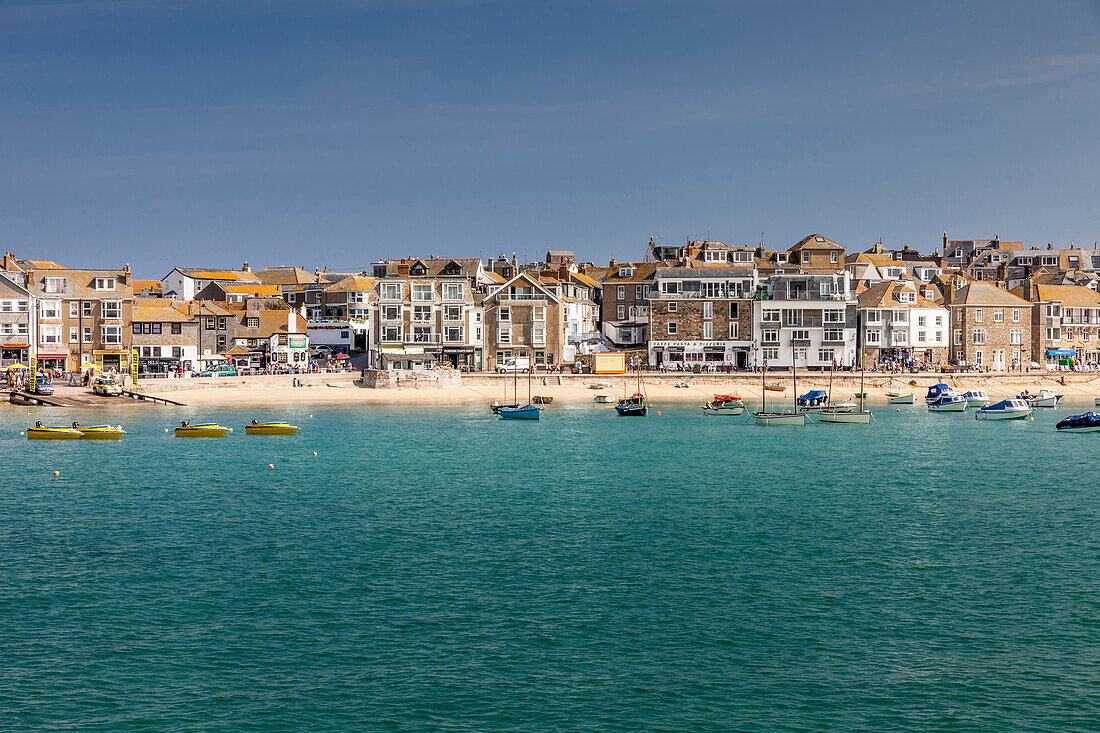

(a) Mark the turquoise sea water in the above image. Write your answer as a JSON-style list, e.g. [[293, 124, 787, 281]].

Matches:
[[2, 401, 1100, 731]]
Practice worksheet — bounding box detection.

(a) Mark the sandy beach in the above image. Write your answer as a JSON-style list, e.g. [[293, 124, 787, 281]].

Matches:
[[129, 372, 1100, 407]]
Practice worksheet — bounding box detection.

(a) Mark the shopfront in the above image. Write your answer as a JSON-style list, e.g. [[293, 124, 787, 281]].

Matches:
[[434, 346, 481, 370], [649, 341, 751, 368]]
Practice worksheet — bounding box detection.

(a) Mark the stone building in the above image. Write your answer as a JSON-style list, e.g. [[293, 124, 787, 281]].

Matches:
[[371, 257, 495, 369], [131, 298, 200, 374], [1010, 282, 1100, 368], [948, 282, 1032, 371], [597, 261, 655, 348], [647, 264, 756, 368], [788, 233, 846, 274], [22, 265, 135, 373], [482, 271, 573, 368]]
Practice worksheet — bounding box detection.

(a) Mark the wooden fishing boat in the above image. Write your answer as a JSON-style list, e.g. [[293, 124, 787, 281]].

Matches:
[[593, 395, 614, 404], [886, 392, 914, 404], [532, 395, 553, 405], [764, 383, 785, 392]]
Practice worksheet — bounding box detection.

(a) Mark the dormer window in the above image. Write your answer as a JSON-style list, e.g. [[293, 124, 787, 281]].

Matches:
[[246, 317, 260, 328], [703, 251, 725, 263], [619, 266, 634, 277], [94, 277, 116, 290], [776, 253, 788, 263]]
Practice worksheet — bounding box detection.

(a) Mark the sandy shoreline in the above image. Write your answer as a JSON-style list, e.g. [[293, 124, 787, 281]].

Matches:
[[148, 373, 1100, 407]]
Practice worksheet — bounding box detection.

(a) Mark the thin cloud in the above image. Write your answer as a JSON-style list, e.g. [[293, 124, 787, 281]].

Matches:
[[886, 51, 1100, 96]]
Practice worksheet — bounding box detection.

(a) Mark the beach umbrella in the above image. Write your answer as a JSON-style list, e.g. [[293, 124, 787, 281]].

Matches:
[[335, 353, 349, 359], [7, 362, 27, 369]]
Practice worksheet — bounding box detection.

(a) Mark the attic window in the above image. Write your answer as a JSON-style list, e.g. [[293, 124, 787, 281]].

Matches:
[[411, 264, 427, 275], [815, 237, 825, 242], [619, 267, 634, 277], [246, 317, 259, 328]]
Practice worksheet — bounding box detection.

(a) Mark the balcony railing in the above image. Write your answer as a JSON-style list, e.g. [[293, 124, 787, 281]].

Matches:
[[405, 333, 440, 344], [649, 291, 745, 300]]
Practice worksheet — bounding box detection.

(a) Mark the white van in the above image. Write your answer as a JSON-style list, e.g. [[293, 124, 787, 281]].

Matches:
[[495, 357, 530, 373]]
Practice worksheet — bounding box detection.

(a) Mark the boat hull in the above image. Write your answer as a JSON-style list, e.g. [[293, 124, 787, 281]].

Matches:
[[929, 401, 966, 412], [752, 412, 805, 426], [593, 396, 614, 404], [887, 394, 914, 404], [817, 410, 872, 424], [244, 424, 300, 435], [702, 406, 744, 416], [79, 426, 126, 439], [27, 428, 83, 440], [1027, 397, 1060, 408], [498, 405, 541, 420], [615, 405, 648, 416], [975, 409, 1031, 420]]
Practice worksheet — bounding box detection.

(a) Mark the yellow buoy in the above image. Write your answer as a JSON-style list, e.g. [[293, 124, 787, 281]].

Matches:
[[53, 471, 60, 477], [312, 451, 317, 456], [20, 431, 24, 435]]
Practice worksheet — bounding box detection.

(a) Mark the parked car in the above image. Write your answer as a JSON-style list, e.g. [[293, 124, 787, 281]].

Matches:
[[495, 357, 530, 374], [29, 378, 54, 396], [200, 364, 237, 377], [91, 376, 122, 396]]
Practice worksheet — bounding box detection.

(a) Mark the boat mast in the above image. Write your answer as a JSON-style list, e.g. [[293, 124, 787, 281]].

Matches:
[[792, 338, 798, 413], [827, 359, 834, 407], [859, 350, 865, 413], [760, 352, 766, 414], [527, 346, 532, 404]]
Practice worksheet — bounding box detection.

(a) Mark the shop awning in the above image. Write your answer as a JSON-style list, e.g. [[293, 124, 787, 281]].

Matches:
[[1046, 349, 1077, 356]]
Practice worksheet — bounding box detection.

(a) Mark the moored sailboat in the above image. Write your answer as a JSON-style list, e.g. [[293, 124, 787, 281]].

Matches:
[[499, 347, 540, 420], [819, 354, 873, 424], [615, 360, 649, 416], [753, 347, 804, 426]]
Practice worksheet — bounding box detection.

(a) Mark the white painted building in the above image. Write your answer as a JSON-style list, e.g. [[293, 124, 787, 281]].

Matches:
[[752, 273, 857, 369]]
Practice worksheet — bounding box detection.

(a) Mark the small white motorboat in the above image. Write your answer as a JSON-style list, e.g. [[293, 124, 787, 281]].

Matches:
[[928, 391, 967, 412], [975, 398, 1032, 420], [962, 389, 990, 408], [1019, 388, 1062, 408], [887, 392, 914, 405]]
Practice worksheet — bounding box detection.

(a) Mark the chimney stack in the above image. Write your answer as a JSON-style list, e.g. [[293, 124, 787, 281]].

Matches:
[[242, 262, 251, 272]]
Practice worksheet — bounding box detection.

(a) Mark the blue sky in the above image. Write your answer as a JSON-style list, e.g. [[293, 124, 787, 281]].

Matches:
[[3, 0, 1100, 276]]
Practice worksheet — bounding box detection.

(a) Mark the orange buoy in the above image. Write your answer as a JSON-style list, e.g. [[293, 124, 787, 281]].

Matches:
[[53, 471, 60, 477]]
